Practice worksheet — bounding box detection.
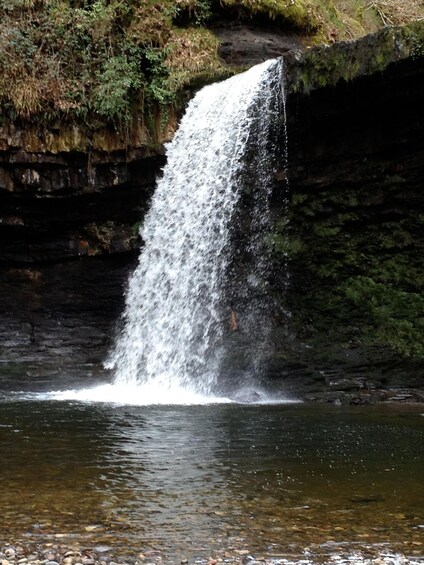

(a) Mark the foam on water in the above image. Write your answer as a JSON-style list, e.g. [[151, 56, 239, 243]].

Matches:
[[22, 381, 299, 405], [46, 382, 231, 405]]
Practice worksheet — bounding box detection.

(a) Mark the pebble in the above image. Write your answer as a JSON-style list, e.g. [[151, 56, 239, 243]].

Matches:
[[0, 542, 422, 565]]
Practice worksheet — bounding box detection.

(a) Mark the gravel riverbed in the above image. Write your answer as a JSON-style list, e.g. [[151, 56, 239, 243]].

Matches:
[[1, 543, 423, 565]]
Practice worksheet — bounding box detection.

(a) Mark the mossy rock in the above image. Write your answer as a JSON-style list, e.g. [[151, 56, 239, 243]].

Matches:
[[285, 20, 424, 94]]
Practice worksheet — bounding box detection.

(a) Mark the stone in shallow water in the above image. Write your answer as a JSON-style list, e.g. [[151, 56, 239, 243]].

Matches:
[[230, 389, 263, 403]]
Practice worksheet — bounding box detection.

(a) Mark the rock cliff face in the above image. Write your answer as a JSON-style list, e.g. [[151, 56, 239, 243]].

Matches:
[[0, 120, 173, 263], [0, 120, 169, 374], [267, 25, 424, 400], [0, 23, 423, 400]]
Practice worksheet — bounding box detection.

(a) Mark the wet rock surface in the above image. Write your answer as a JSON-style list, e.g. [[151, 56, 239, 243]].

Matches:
[[213, 22, 304, 66], [0, 254, 135, 369], [0, 149, 164, 263]]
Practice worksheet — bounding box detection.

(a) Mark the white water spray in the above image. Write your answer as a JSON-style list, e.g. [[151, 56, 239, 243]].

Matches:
[[103, 59, 285, 401]]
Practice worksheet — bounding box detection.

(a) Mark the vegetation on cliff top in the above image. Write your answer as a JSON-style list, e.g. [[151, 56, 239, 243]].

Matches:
[[0, 0, 423, 127], [220, 0, 423, 41], [0, 0, 226, 126]]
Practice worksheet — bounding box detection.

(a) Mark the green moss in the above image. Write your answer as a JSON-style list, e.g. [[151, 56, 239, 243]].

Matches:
[[269, 232, 305, 256], [292, 193, 309, 205], [290, 20, 424, 94], [341, 276, 424, 356], [278, 176, 424, 360], [403, 18, 424, 57], [313, 224, 342, 237]]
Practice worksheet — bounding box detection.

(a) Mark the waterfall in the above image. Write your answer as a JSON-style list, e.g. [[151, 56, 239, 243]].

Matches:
[[105, 58, 285, 401]]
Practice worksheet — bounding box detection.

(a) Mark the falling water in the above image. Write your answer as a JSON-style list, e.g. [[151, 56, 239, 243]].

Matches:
[[105, 58, 285, 400]]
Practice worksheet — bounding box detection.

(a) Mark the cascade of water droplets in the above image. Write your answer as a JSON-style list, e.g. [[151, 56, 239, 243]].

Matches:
[[224, 59, 286, 389], [105, 58, 286, 397]]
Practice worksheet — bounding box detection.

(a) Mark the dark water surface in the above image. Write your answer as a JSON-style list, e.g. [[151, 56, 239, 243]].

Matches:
[[0, 373, 423, 562]]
